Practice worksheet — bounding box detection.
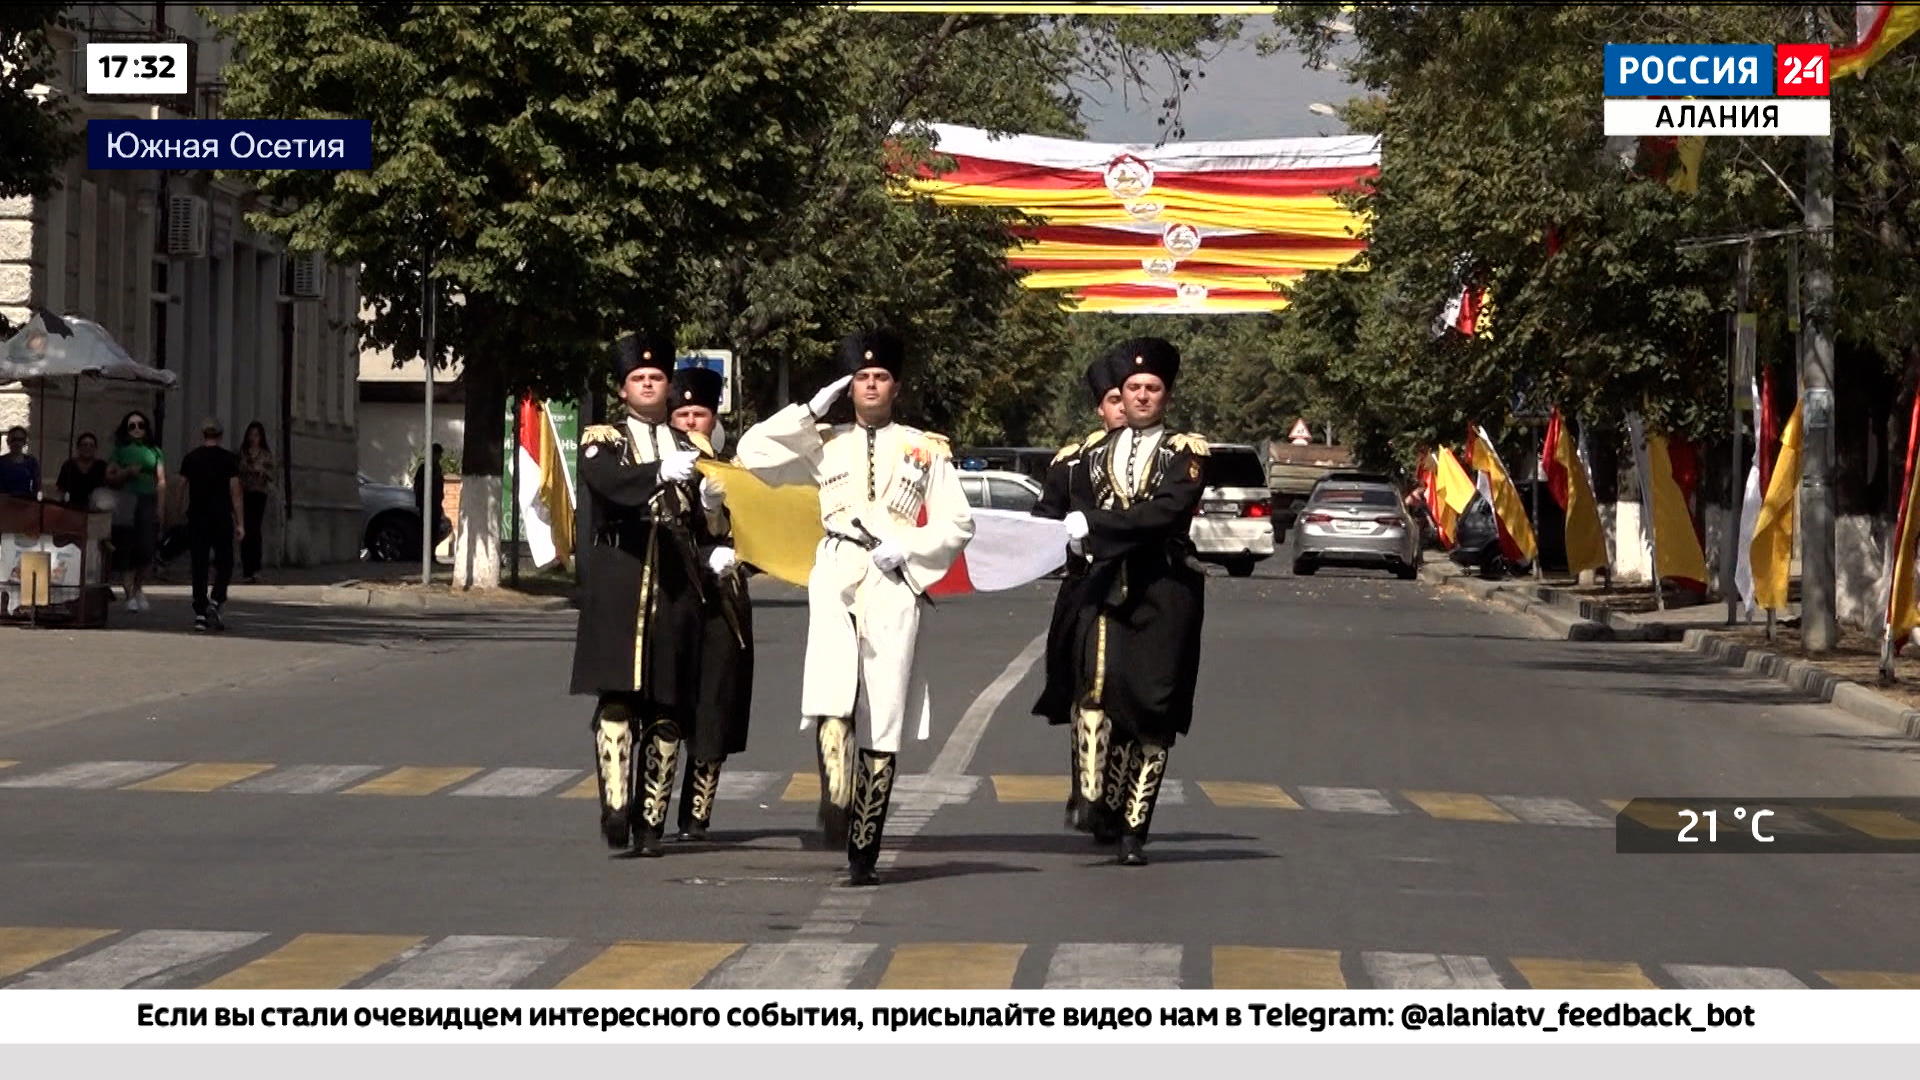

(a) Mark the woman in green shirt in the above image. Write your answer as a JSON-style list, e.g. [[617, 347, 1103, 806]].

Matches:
[[107, 410, 166, 613]]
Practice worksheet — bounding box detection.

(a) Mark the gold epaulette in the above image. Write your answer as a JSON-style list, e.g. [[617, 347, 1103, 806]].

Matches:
[[1051, 442, 1078, 464], [1083, 428, 1114, 451], [1170, 432, 1211, 456], [582, 424, 623, 446], [923, 432, 952, 458]]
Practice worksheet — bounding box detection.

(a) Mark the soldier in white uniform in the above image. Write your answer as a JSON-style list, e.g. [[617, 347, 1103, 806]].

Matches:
[[735, 329, 974, 886]]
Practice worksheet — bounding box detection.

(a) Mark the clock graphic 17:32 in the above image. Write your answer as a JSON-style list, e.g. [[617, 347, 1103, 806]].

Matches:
[[85, 42, 190, 96]]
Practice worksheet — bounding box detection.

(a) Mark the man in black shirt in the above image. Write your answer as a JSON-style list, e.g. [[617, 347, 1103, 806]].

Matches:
[[177, 418, 244, 632]]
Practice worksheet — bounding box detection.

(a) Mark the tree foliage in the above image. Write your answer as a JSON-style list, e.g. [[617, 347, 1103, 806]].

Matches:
[[0, 4, 74, 204]]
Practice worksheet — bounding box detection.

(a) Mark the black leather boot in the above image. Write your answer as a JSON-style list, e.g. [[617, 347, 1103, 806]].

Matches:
[[845, 749, 897, 887], [592, 699, 636, 851], [677, 756, 723, 841], [1118, 742, 1169, 867], [634, 721, 682, 858]]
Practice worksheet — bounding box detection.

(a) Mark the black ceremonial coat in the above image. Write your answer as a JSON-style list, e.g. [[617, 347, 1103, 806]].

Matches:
[[1071, 430, 1208, 744], [569, 418, 711, 722], [689, 454, 755, 761], [1031, 428, 1111, 726]]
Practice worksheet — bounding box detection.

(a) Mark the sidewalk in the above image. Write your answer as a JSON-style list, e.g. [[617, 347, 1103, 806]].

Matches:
[[1420, 559, 1920, 740], [1, 559, 574, 735]]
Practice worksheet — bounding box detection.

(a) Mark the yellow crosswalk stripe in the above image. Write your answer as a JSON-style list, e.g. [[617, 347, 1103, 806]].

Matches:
[[1605, 799, 1688, 831], [0, 927, 117, 980], [1211, 946, 1346, 989], [0, 760, 17, 771], [1197, 781, 1302, 810], [1511, 957, 1655, 989], [879, 943, 1024, 989], [1816, 970, 1920, 989], [342, 767, 483, 797], [559, 775, 599, 800], [1814, 808, 1920, 840], [991, 775, 1071, 803], [206, 934, 423, 989], [1403, 790, 1519, 824], [128, 763, 276, 793], [781, 772, 820, 802], [558, 942, 742, 989]]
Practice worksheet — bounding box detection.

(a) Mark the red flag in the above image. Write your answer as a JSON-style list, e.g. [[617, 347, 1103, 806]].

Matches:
[[1541, 409, 1572, 510], [1758, 366, 1779, 492]]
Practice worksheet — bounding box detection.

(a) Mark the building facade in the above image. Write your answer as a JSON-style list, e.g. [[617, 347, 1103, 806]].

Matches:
[[0, 4, 362, 566]]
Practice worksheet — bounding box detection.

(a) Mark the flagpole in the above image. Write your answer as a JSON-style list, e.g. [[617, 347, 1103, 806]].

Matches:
[[1530, 422, 1543, 581], [510, 393, 522, 590], [421, 246, 435, 589]]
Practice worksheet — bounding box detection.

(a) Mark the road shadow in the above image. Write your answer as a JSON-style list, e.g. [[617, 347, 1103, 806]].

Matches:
[[900, 830, 1265, 858], [874, 860, 1044, 885]]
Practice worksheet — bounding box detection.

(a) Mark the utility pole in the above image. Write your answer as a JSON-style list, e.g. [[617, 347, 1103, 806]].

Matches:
[[1724, 242, 1754, 625], [421, 247, 437, 588], [1800, 4, 1839, 653]]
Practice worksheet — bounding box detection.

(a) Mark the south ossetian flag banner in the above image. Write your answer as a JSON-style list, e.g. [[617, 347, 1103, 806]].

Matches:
[[516, 395, 575, 570], [695, 460, 1068, 595]]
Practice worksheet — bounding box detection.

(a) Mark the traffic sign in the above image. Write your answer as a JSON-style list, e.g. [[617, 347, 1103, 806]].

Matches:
[[1288, 419, 1312, 445]]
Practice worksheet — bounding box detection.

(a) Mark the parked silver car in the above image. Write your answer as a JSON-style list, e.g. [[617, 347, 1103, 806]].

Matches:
[[1289, 480, 1420, 580], [957, 468, 1044, 512]]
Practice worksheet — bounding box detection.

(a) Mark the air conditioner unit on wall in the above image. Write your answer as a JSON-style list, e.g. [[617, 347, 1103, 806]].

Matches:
[[288, 251, 325, 300], [167, 195, 208, 257]]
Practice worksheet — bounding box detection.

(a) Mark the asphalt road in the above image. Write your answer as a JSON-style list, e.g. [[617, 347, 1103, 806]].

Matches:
[[5, 561, 1920, 990]]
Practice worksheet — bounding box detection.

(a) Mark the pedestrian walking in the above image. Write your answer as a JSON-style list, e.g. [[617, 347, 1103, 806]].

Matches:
[[570, 330, 716, 857], [413, 443, 451, 552], [176, 418, 244, 633], [735, 329, 973, 887], [1055, 337, 1208, 866], [238, 422, 275, 582], [1032, 347, 1129, 837], [106, 410, 165, 613], [667, 364, 753, 842]]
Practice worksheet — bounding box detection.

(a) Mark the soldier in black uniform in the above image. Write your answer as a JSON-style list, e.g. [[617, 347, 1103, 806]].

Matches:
[[571, 330, 719, 858], [1057, 337, 1208, 866], [666, 365, 754, 842], [1032, 348, 1128, 837]]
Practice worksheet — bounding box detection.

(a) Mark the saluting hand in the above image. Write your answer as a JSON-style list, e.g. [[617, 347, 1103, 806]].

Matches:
[[659, 448, 699, 484], [807, 374, 853, 418]]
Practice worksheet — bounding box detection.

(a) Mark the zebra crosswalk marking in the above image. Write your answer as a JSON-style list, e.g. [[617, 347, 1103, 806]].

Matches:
[[1665, 964, 1807, 989], [0, 761, 180, 789], [1403, 790, 1519, 824], [363, 935, 567, 989], [229, 764, 381, 795], [557, 942, 743, 990], [1210, 946, 1345, 989], [0, 928, 115, 980], [1196, 781, 1302, 810], [990, 775, 1071, 803], [1362, 951, 1505, 989], [781, 773, 820, 804], [9, 930, 267, 989], [1813, 808, 1920, 840], [1044, 944, 1182, 989], [205, 933, 423, 990], [342, 766, 483, 797], [129, 763, 275, 793], [702, 943, 876, 989], [1509, 957, 1655, 989], [1816, 970, 1920, 989], [878, 943, 1024, 989]]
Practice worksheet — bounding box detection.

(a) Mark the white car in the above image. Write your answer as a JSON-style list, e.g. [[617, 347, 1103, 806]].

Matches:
[[957, 468, 1044, 512], [1188, 443, 1274, 577]]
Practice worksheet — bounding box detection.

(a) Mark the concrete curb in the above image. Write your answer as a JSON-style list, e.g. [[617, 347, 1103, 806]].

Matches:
[[317, 583, 574, 614], [1421, 558, 1920, 740]]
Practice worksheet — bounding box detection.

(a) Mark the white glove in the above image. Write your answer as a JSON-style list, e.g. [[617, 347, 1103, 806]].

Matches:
[[658, 448, 698, 484], [699, 475, 726, 511], [707, 546, 737, 576], [808, 374, 853, 417], [1063, 511, 1089, 542], [870, 540, 906, 574]]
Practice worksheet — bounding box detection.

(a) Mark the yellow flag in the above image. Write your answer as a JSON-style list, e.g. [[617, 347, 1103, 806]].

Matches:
[[1466, 426, 1538, 561], [1550, 422, 1609, 574], [696, 459, 824, 588], [1643, 433, 1710, 586], [1669, 136, 1705, 194], [1749, 404, 1803, 611], [536, 404, 574, 569], [1431, 446, 1477, 546], [1887, 417, 1920, 650]]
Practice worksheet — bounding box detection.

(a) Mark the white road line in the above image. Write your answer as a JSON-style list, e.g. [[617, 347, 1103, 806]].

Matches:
[[1044, 944, 1183, 989], [893, 775, 981, 801], [718, 770, 786, 800], [229, 764, 383, 795], [0, 761, 181, 789], [1362, 951, 1506, 989], [1298, 786, 1400, 815], [8, 930, 266, 989], [1665, 964, 1808, 989], [450, 768, 579, 798], [1488, 795, 1610, 828], [702, 943, 876, 989], [929, 630, 1048, 779], [1160, 780, 1187, 806], [363, 935, 568, 989]]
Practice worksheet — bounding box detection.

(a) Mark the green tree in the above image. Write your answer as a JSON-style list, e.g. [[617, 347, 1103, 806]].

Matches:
[[218, 4, 846, 585], [0, 5, 72, 202]]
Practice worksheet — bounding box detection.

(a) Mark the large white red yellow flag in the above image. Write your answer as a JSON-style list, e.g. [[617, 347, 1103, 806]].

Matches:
[[515, 395, 574, 569], [695, 461, 1065, 593]]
